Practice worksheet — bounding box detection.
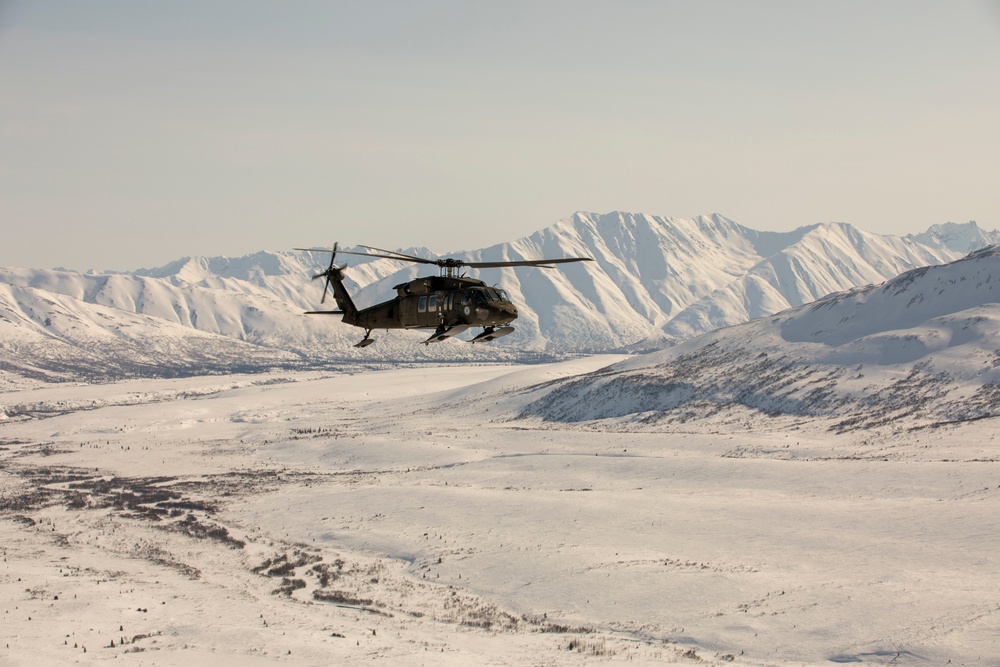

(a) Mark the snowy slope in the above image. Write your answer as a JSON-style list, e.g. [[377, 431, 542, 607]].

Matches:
[[660, 221, 960, 343], [0, 282, 298, 382], [519, 246, 1000, 431]]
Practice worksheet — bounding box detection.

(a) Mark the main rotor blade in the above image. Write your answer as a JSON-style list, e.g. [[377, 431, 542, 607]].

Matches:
[[332, 249, 438, 265], [357, 245, 436, 263], [464, 257, 594, 269], [365, 246, 595, 269], [296, 245, 428, 263], [300, 245, 593, 270]]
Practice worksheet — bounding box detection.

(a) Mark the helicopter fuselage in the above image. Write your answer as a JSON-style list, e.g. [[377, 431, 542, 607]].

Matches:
[[345, 275, 517, 331], [299, 242, 590, 346]]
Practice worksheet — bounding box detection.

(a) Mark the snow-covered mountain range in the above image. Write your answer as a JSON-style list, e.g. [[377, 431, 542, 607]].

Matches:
[[1, 212, 996, 382], [517, 245, 1000, 432], [907, 220, 1000, 254]]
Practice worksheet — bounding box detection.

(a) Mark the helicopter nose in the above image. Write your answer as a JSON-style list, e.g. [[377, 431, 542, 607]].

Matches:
[[496, 303, 516, 322]]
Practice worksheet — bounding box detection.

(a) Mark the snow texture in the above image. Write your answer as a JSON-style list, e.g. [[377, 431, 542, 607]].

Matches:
[[2, 356, 998, 665]]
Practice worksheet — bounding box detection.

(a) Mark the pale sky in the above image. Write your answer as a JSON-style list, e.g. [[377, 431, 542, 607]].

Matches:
[[1, 1, 998, 271]]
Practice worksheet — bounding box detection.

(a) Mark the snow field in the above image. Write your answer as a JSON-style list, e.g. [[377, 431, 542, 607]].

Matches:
[[1, 358, 998, 665]]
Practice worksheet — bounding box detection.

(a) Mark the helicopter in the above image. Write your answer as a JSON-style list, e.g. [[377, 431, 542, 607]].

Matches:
[[295, 243, 593, 347]]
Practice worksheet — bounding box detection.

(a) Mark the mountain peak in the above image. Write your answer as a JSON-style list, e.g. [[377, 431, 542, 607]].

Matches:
[[907, 220, 1000, 254]]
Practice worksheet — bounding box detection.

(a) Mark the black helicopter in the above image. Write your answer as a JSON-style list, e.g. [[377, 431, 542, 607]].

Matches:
[[296, 243, 593, 347]]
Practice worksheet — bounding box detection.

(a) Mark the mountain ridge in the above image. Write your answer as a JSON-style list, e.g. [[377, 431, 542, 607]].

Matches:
[[907, 220, 1000, 254], [1, 213, 996, 382]]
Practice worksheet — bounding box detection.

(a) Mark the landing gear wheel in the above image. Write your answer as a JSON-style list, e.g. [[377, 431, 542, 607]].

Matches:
[[355, 330, 375, 348]]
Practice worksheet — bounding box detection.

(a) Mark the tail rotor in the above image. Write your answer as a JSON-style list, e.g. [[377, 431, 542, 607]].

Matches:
[[300, 243, 342, 304], [311, 242, 340, 303], [295, 242, 359, 325]]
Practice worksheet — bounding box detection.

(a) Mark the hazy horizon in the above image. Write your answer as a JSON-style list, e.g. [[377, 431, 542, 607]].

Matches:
[[2, 1, 998, 271]]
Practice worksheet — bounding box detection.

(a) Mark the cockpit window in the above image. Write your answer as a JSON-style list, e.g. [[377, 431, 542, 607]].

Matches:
[[465, 288, 510, 303]]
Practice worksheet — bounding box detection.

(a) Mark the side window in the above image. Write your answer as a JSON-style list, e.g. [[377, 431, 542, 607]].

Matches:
[[418, 296, 427, 313], [428, 294, 438, 311], [461, 291, 470, 306]]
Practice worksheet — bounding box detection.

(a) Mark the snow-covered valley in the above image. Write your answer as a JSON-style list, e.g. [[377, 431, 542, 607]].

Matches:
[[2, 217, 999, 665], [2, 352, 998, 666]]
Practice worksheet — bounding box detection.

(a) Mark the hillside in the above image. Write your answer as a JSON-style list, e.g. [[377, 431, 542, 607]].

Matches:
[[517, 246, 1000, 432], [0, 282, 299, 385]]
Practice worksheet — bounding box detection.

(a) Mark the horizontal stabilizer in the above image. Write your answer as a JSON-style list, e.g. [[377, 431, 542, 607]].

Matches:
[[305, 310, 344, 315]]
